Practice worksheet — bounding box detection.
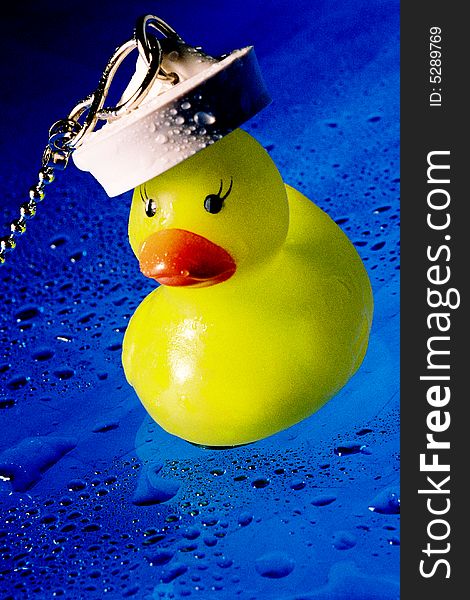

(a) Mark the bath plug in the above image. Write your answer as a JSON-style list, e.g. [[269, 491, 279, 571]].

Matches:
[[1, 15, 373, 447]]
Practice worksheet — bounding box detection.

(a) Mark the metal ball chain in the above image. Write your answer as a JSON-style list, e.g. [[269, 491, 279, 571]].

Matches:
[[0, 152, 66, 263], [0, 107, 83, 262], [0, 14, 182, 266]]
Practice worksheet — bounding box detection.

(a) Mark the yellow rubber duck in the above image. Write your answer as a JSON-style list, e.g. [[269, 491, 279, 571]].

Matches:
[[122, 129, 373, 447]]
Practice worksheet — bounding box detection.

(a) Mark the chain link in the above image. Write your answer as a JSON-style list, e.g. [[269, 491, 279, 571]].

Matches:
[[0, 14, 182, 265]]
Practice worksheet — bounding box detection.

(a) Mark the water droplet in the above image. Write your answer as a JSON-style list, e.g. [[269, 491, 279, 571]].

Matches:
[[106, 343, 122, 352], [371, 241, 386, 251], [161, 562, 188, 584], [217, 557, 233, 568], [6, 375, 29, 390], [53, 369, 75, 380], [210, 468, 225, 477], [82, 523, 101, 533], [181, 101, 191, 110], [146, 549, 174, 566], [155, 133, 168, 144], [174, 116, 185, 125], [332, 530, 357, 550], [0, 399, 16, 409], [237, 512, 253, 527], [0, 437, 76, 492], [310, 494, 336, 507], [50, 236, 68, 249], [179, 542, 197, 553], [203, 535, 217, 547], [143, 533, 165, 546], [70, 250, 86, 263], [123, 586, 140, 597], [15, 306, 41, 322], [32, 349, 54, 361], [194, 111, 216, 126], [251, 478, 270, 489], [68, 479, 87, 492], [182, 527, 200, 540], [255, 551, 295, 578], [290, 479, 306, 490], [92, 421, 119, 433], [334, 441, 368, 456], [368, 488, 400, 514]]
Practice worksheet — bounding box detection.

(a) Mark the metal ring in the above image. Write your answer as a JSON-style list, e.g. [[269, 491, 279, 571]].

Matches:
[[69, 15, 183, 149], [135, 14, 183, 65], [135, 15, 183, 83], [69, 38, 159, 148]]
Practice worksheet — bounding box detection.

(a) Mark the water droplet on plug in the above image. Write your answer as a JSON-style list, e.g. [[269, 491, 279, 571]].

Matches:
[[155, 134, 168, 144], [194, 112, 216, 126]]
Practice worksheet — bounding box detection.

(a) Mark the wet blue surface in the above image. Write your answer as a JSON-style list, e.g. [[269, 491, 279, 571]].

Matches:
[[0, 1, 399, 598]]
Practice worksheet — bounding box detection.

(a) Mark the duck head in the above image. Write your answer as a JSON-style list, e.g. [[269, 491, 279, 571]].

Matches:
[[128, 129, 289, 287]]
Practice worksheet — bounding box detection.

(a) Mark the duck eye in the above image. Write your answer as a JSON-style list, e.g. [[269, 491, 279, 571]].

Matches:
[[145, 199, 158, 218], [204, 178, 233, 214], [139, 185, 157, 218], [204, 194, 224, 214]]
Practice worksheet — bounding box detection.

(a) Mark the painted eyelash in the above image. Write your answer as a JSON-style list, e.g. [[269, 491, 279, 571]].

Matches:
[[216, 178, 233, 201], [139, 185, 149, 203]]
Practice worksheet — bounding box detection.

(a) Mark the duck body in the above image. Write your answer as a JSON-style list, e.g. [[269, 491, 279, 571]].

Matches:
[[122, 130, 373, 446]]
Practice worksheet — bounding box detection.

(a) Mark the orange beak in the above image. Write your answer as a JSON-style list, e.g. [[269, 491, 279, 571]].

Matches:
[[139, 229, 236, 287]]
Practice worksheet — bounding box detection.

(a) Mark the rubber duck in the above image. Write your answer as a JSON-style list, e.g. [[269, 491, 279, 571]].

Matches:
[[122, 128, 373, 447]]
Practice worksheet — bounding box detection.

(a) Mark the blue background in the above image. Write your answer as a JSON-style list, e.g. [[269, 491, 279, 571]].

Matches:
[[0, 1, 399, 598]]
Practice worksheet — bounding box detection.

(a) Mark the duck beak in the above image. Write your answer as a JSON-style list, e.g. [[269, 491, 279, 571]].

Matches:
[[139, 229, 236, 287]]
